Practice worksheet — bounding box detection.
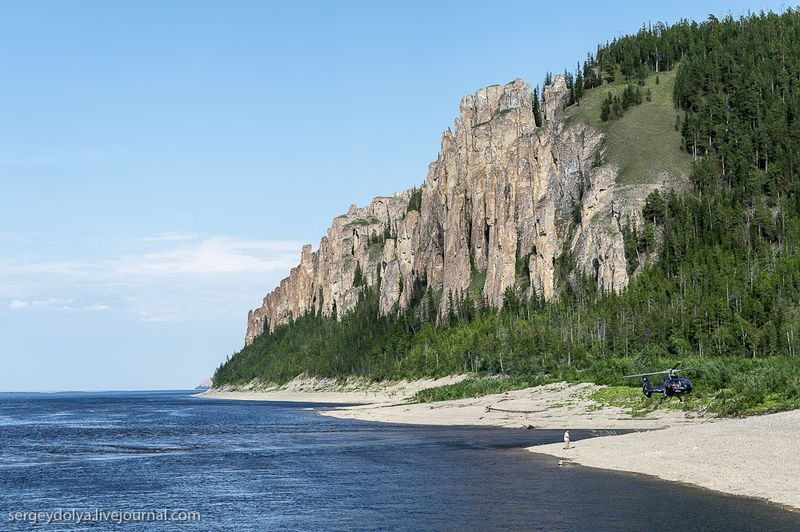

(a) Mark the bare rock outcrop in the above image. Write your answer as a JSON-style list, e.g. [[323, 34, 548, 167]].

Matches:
[[245, 192, 411, 344], [244, 76, 670, 345]]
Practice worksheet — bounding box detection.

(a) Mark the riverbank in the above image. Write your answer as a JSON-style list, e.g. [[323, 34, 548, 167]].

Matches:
[[197, 379, 800, 510], [529, 409, 800, 511], [198, 378, 693, 430], [196, 374, 466, 405], [319, 381, 699, 430]]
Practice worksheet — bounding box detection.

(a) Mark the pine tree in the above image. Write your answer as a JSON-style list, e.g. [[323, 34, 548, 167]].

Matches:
[[603, 61, 615, 83], [532, 87, 543, 127], [622, 84, 635, 110], [636, 64, 646, 85], [611, 95, 623, 119], [353, 262, 364, 287], [565, 71, 575, 106], [600, 92, 612, 121]]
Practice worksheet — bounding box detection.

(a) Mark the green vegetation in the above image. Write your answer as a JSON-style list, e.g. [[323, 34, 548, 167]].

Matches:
[[564, 68, 691, 185], [467, 269, 487, 302], [365, 226, 394, 246], [413, 376, 549, 403], [353, 262, 365, 287], [621, 217, 655, 274], [407, 186, 422, 213], [532, 86, 542, 127], [215, 10, 800, 417], [600, 84, 645, 121], [587, 386, 642, 407], [413, 355, 800, 416], [344, 216, 380, 228]]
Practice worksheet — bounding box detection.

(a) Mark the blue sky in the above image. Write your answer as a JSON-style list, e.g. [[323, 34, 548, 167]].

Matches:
[[0, 0, 789, 391]]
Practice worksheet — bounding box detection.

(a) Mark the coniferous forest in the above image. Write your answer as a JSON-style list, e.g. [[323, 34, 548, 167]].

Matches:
[[214, 10, 800, 415]]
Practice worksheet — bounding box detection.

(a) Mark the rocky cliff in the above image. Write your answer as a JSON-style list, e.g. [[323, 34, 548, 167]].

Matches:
[[245, 76, 666, 345]]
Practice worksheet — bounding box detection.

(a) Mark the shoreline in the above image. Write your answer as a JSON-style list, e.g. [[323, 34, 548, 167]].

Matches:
[[195, 375, 466, 405], [526, 409, 800, 512], [197, 379, 800, 511]]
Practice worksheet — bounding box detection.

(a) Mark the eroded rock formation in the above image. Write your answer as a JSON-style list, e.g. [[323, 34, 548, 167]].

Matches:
[[245, 76, 666, 345]]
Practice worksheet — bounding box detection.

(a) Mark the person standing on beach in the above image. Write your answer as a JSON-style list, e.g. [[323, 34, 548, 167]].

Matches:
[[563, 431, 570, 449]]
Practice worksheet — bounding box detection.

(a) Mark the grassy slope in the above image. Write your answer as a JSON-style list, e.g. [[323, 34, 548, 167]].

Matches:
[[564, 69, 692, 185]]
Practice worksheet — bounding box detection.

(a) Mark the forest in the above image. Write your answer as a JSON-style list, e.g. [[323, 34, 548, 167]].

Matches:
[[214, 10, 800, 415]]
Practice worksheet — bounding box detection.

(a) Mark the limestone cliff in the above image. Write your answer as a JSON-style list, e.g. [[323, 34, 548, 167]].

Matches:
[[245, 76, 668, 345]]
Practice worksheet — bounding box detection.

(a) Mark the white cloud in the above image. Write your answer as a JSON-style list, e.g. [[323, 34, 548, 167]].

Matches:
[[1, 235, 304, 322], [7, 300, 108, 313], [115, 237, 300, 275], [138, 309, 187, 322], [1, 261, 99, 277], [31, 298, 74, 309], [140, 232, 198, 242], [7, 298, 105, 312]]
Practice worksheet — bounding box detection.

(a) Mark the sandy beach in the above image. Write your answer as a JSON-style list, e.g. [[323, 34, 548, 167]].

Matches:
[[318, 381, 701, 430], [196, 374, 467, 405], [198, 378, 800, 510], [528, 409, 800, 510]]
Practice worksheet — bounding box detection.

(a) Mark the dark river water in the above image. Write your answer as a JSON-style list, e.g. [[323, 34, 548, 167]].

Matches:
[[0, 390, 796, 531]]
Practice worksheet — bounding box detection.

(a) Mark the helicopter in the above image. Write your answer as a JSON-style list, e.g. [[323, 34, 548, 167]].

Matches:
[[623, 362, 694, 403]]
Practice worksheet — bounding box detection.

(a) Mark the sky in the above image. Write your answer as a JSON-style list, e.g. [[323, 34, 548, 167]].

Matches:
[[0, 0, 790, 391]]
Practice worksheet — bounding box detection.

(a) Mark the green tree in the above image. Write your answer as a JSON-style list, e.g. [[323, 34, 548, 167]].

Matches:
[[532, 87, 543, 127]]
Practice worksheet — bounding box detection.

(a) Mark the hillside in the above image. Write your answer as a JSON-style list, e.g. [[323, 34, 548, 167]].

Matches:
[[563, 68, 691, 186], [215, 10, 800, 416]]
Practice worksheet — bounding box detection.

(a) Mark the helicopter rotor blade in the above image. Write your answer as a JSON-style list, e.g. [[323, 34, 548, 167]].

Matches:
[[623, 365, 698, 379], [670, 361, 682, 371], [622, 372, 666, 378]]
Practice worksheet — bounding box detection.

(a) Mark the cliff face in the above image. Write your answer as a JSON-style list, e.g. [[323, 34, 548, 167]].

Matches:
[[245, 76, 663, 345], [245, 194, 411, 345]]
